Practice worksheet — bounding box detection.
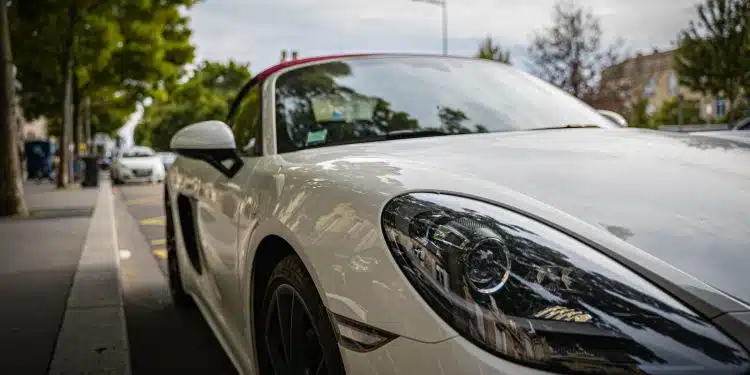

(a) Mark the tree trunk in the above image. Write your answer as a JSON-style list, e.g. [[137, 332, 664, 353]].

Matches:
[[83, 96, 91, 151], [57, 4, 77, 188], [0, 0, 27, 217], [73, 67, 81, 159]]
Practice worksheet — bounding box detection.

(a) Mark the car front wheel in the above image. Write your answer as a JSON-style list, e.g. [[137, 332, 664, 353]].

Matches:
[[259, 255, 346, 375]]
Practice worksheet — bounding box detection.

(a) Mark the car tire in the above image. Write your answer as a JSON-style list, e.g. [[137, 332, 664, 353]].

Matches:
[[258, 255, 346, 375], [165, 199, 194, 308]]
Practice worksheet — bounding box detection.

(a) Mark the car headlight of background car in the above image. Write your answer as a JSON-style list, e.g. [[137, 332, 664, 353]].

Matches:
[[382, 193, 749, 375]]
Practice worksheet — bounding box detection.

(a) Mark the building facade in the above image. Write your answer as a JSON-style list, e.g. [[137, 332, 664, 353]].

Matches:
[[597, 49, 730, 122], [13, 65, 48, 144]]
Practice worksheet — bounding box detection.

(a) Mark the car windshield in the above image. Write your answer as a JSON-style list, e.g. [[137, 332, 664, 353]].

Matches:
[[121, 148, 155, 158], [274, 56, 615, 153]]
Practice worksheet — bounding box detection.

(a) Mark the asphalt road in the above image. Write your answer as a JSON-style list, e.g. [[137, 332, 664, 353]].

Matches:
[[114, 182, 238, 375]]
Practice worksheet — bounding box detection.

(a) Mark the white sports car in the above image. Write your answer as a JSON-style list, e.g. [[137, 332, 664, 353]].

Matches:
[[164, 54, 750, 375], [111, 146, 166, 184]]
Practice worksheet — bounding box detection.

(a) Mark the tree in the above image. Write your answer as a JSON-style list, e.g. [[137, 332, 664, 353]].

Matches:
[[0, 0, 26, 216], [675, 0, 750, 125], [475, 36, 511, 64], [9, 0, 196, 187], [137, 60, 252, 150], [625, 98, 655, 129], [527, 0, 623, 99], [651, 96, 702, 126]]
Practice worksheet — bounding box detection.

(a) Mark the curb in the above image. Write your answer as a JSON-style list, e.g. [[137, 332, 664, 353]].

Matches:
[[47, 179, 131, 375]]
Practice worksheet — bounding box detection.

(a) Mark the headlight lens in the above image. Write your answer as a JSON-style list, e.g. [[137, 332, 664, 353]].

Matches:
[[382, 193, 749, 375]]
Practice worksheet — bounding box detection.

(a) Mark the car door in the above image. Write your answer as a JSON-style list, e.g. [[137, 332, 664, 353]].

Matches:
[[194, 80, 264, 334]]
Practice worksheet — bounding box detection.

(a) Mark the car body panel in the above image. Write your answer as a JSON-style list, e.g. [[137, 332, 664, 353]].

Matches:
[[167, 156, 257, 373], [691, 130, 750, 145], [165, 55, 750, 375], [180, 128, 750, 346], [269, 128, 750, 307], [340, 335, 557, 375], [157, 151, 177, 169]]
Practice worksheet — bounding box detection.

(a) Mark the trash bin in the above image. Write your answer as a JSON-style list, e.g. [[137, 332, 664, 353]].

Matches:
[[82, 155, 100, 187]]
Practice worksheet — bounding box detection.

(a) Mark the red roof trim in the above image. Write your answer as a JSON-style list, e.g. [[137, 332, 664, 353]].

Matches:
[[255, 54, 381, 81]]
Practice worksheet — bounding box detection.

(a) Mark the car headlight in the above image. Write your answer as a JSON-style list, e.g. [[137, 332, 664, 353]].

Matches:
[[382, 193, 749, 375]]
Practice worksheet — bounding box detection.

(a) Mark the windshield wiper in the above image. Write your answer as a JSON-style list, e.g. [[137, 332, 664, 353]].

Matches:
[[300, 130, 450, 151], [527, 124, 601, 131], [385, 130, 449, 140]]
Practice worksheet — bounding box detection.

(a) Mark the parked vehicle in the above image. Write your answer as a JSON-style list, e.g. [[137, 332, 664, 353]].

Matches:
[[689, 117, 750, 145], [164, 54, 750, 375], [110, 146, 166, 184], [98, 156, 112, 170], [157, 151, 177, 170], [597, 109, 628, 127]]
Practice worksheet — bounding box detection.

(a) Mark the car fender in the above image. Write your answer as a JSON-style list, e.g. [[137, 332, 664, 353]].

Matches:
[[238, 166, 459, 344]]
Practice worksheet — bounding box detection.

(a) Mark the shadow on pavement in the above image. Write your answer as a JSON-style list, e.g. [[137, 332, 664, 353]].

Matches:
[[122, 283, 238, 375], [0, 216, 90, 375], [116, 189, 237, 375]]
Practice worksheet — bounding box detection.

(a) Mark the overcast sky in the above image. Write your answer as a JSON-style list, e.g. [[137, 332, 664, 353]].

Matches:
[[120, 0, 701, 143], [189, 0, 699, 72]]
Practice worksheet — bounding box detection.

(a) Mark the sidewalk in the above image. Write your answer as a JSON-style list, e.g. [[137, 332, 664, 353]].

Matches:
[[0, 178, 130, 375]]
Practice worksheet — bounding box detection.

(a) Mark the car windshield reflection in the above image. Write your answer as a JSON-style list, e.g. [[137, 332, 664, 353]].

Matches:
[[274, 56, 616, 153]]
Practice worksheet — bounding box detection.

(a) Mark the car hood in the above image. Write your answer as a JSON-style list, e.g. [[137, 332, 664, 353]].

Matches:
[[282, 128, 750, 304], [117, 157, 161, 169], [691, 130, 750, 145]]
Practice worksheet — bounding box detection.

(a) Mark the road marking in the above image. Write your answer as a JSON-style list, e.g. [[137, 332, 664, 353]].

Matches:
[[140, 216, 165, 226], [126, 197, 161, 206], [151, 238, 166, 245], [119, 249, 132, 260], [152, 248, 168, 259]]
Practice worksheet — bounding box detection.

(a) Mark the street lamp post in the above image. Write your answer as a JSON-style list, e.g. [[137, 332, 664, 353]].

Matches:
[[411, 0, 447, 55]]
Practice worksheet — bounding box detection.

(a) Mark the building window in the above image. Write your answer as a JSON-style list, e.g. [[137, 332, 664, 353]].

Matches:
[[716, 98, 726, 117], [644, 76, 656, 97], [668, 72, 678, 97]]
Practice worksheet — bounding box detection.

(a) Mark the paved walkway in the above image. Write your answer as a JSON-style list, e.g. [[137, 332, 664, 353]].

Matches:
[[0, 179, 130, 375]]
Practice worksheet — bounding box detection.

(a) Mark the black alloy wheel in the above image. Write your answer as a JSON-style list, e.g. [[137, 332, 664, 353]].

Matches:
[[165, 197, 194, 308], [260, 255, 346, 375]]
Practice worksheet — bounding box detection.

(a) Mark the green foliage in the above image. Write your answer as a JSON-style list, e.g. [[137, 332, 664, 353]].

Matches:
[[674, 0, 750, 124], [9, 0, 197, 136], [626, 98, 656, 129], [137, 60, 252, 150], [475, 36, 511, 64], [651, 96, 702, 126]]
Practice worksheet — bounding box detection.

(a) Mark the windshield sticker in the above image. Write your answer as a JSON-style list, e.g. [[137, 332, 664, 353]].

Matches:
[[306, 128, 328, 146]]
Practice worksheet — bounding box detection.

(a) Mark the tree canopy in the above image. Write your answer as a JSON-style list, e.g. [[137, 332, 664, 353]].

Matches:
[[674, 0, 750, 124], [9, 0, 196, 136], [135, 60, 252, 150], [651, 96, 702, 126], [475, 36, 511, 64], [527, 0, 623, 99]]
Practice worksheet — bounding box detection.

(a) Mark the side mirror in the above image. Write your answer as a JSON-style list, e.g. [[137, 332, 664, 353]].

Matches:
[[597, 110, 628, 127], [170, 121, 243, 177], [170, 120, 236, 150]]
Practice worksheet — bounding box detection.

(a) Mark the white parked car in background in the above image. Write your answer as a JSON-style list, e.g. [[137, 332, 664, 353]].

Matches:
[[164, 54, 750, 375], [111, 146, 166, 184], [157, 151, 178, 170]]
